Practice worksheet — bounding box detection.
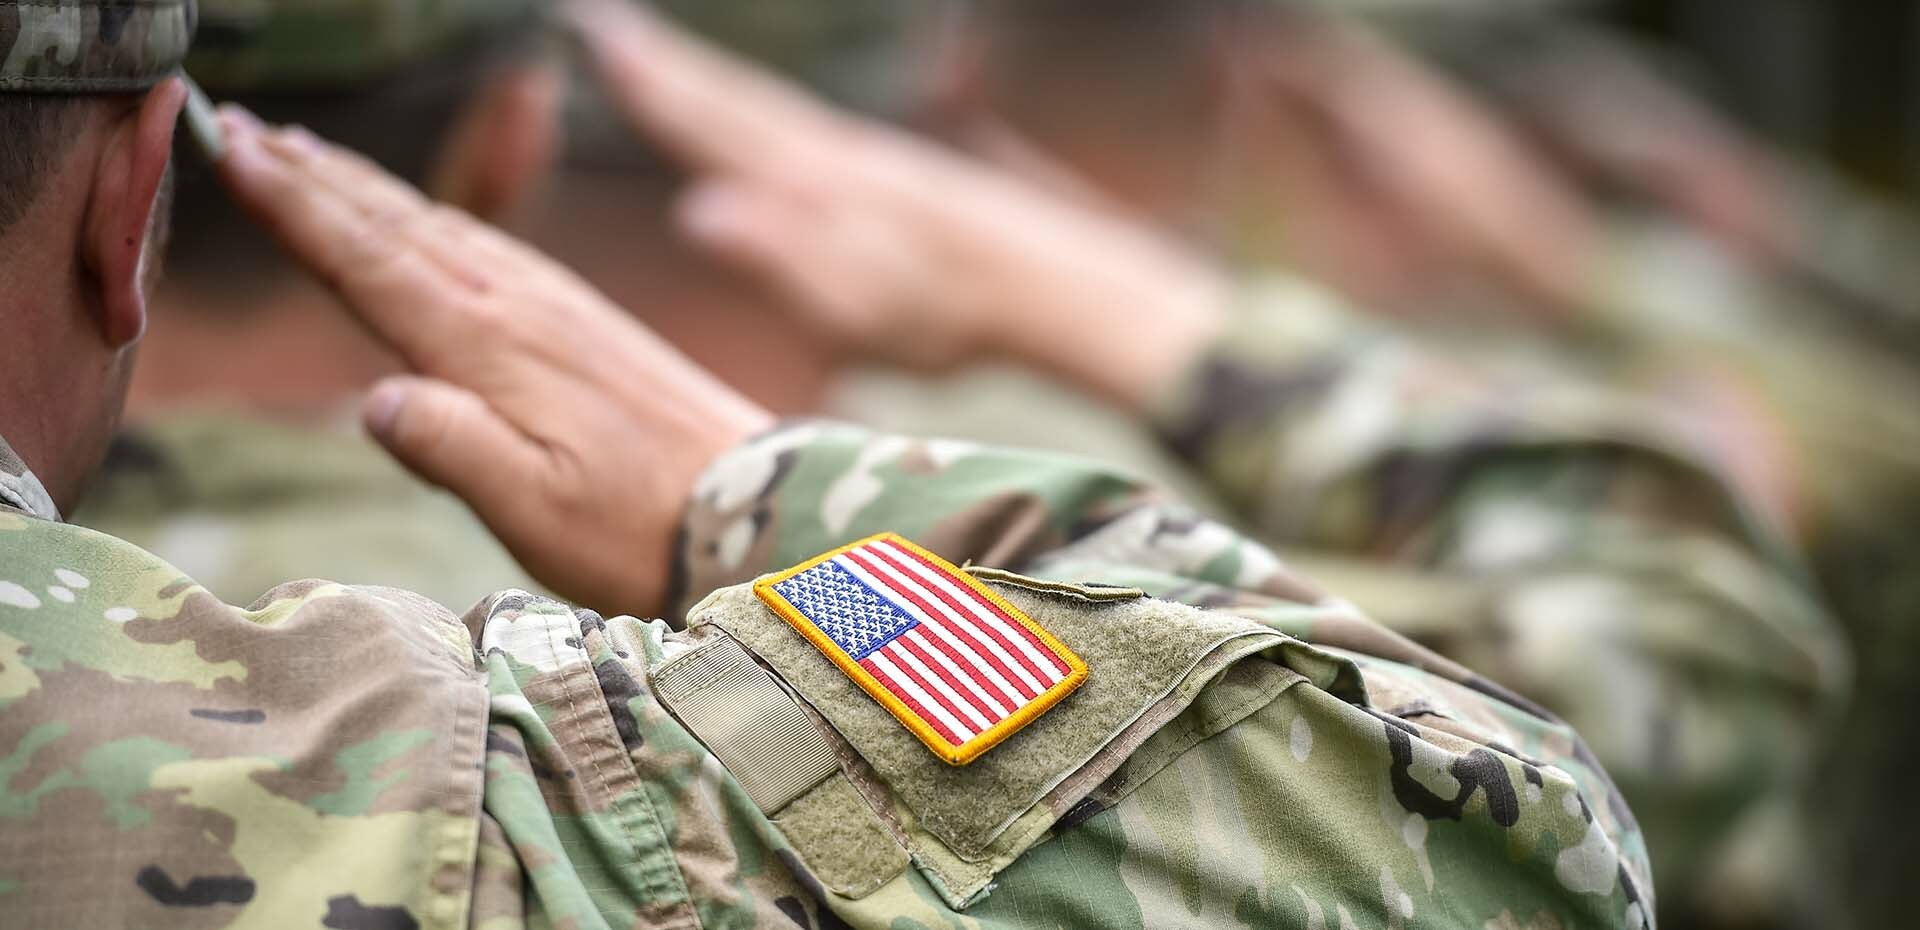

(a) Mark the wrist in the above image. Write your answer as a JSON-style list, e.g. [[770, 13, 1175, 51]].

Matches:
[[1002, 260, 1230, 414]]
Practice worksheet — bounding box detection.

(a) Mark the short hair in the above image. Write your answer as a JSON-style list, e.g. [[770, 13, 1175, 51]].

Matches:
[[0, 95, 92, 234], [165, 30, 529, 299]]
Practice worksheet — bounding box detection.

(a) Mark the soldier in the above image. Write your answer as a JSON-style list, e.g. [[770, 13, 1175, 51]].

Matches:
[[556, 2, 1848, 924], [0, 2, 1654, 928], [1364, 12, 1920, 929]]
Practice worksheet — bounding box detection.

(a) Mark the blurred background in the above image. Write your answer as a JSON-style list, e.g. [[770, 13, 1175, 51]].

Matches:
[[1612, 0, 1920, 201]]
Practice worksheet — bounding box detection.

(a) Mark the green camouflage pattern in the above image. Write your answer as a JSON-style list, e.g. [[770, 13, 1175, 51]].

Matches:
[[186, 0, 534, 92], [71, 409, 544, 611], [0, 0, 195, 93], [58, 271, 1839, 922], [1590, 211, 1920, 929], [824, 270, 1848, 915], [1146, 274, 1849, 903], [2, 422, 1654, 927]]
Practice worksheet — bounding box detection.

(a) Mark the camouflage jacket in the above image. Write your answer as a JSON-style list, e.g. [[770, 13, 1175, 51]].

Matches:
[[1, 423, 1652, 929], [1591, 213, 1920, 928], [834, 273, 1847, 906], [1144, 274, 1849, 902]]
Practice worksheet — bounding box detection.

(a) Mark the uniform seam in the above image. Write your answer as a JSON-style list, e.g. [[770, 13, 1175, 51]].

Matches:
[[430, 640, 489, 930], [541, 611, 648, 897], [541, 609, 698, 928]]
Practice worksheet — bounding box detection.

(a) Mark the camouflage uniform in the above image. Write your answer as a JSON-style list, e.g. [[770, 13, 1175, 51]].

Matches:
[[2, 3, 1659, 927], [3, 421, 1660, 928], [0, 0, 193, 92], [54, 0, 1838, 920], [835, 270, 1849, 917], [1591, 212, 1920, 930], [1165, 275, 1847, 898], [1312, 6, 1912, 922]]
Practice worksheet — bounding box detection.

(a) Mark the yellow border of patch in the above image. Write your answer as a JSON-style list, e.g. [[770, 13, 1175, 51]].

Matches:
[[753, 532, 1089, 766]]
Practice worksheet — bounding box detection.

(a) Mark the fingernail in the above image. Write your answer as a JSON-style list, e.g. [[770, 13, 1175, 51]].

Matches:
[[364, 381, 409, 439]]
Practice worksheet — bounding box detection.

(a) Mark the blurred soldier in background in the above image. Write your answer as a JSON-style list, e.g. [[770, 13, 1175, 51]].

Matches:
[[0, 1, 1670, 927], [1370, 11, 1920, 929], [1110, 4, 1919, 926]]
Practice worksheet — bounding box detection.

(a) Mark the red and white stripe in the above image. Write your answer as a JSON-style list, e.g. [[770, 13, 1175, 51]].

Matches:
[[833, 539, 1074, 747]]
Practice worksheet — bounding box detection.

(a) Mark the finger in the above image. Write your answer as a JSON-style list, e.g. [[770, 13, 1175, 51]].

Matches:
[[363, 376, 550, 530], [564, 0, 844, 177], [218, 110, 520, 365], [956, 116, 1131, 217], [429, 59, 566, 221], [256, 120, 508, 290], [675, 181, 867, 326], [253, 110, 667, 317]]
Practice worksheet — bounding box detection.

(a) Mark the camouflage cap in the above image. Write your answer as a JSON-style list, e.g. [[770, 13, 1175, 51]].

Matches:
[[0, 0, 197, 93], [186, 0, 536, 92]]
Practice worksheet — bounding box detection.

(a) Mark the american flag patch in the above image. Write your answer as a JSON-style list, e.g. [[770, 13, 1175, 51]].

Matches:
[[754, 533, 1088, 765]]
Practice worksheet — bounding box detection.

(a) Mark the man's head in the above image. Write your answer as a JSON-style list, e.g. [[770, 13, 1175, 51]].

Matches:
[[0, 0, 196, 511]]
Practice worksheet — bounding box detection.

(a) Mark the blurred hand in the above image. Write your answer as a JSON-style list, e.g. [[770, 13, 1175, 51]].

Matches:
[[1227, 12, 1599, 318], [215, 107, 773, 617], [565, 0, 1228, 412]]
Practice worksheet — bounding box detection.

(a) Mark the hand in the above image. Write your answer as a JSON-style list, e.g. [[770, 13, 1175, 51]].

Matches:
[[565, 0, 1229, 412], [1226, 12, 1599, 318], [215, 107, 774, 617]]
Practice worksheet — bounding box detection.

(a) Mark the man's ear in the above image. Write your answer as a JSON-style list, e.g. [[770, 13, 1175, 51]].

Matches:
[[82, 77, 185, 348], [429, 59, 563, 221]]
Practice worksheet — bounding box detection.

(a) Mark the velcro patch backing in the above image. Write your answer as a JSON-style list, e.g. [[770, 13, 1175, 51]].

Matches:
[[754, 534, 1088, 766]]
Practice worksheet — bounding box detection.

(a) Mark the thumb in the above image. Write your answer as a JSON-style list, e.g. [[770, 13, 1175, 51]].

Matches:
[[363, 375, 547, 519]]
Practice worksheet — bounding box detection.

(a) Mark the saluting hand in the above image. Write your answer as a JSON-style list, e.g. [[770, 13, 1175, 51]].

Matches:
[[565, 0, 1228, 413], [215, 107, 773, 618]]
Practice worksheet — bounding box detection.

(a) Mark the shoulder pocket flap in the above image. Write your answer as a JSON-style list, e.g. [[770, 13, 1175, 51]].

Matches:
[[693, 579, 1285, 863]]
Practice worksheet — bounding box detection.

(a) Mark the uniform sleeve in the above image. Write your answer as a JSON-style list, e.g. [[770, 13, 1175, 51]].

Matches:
[[1144, 272, 1851, 896], [674, 419, 1662, 926]]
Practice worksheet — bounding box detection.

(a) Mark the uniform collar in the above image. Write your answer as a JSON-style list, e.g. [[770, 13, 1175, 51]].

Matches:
[[0, 431, 61, 522]]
